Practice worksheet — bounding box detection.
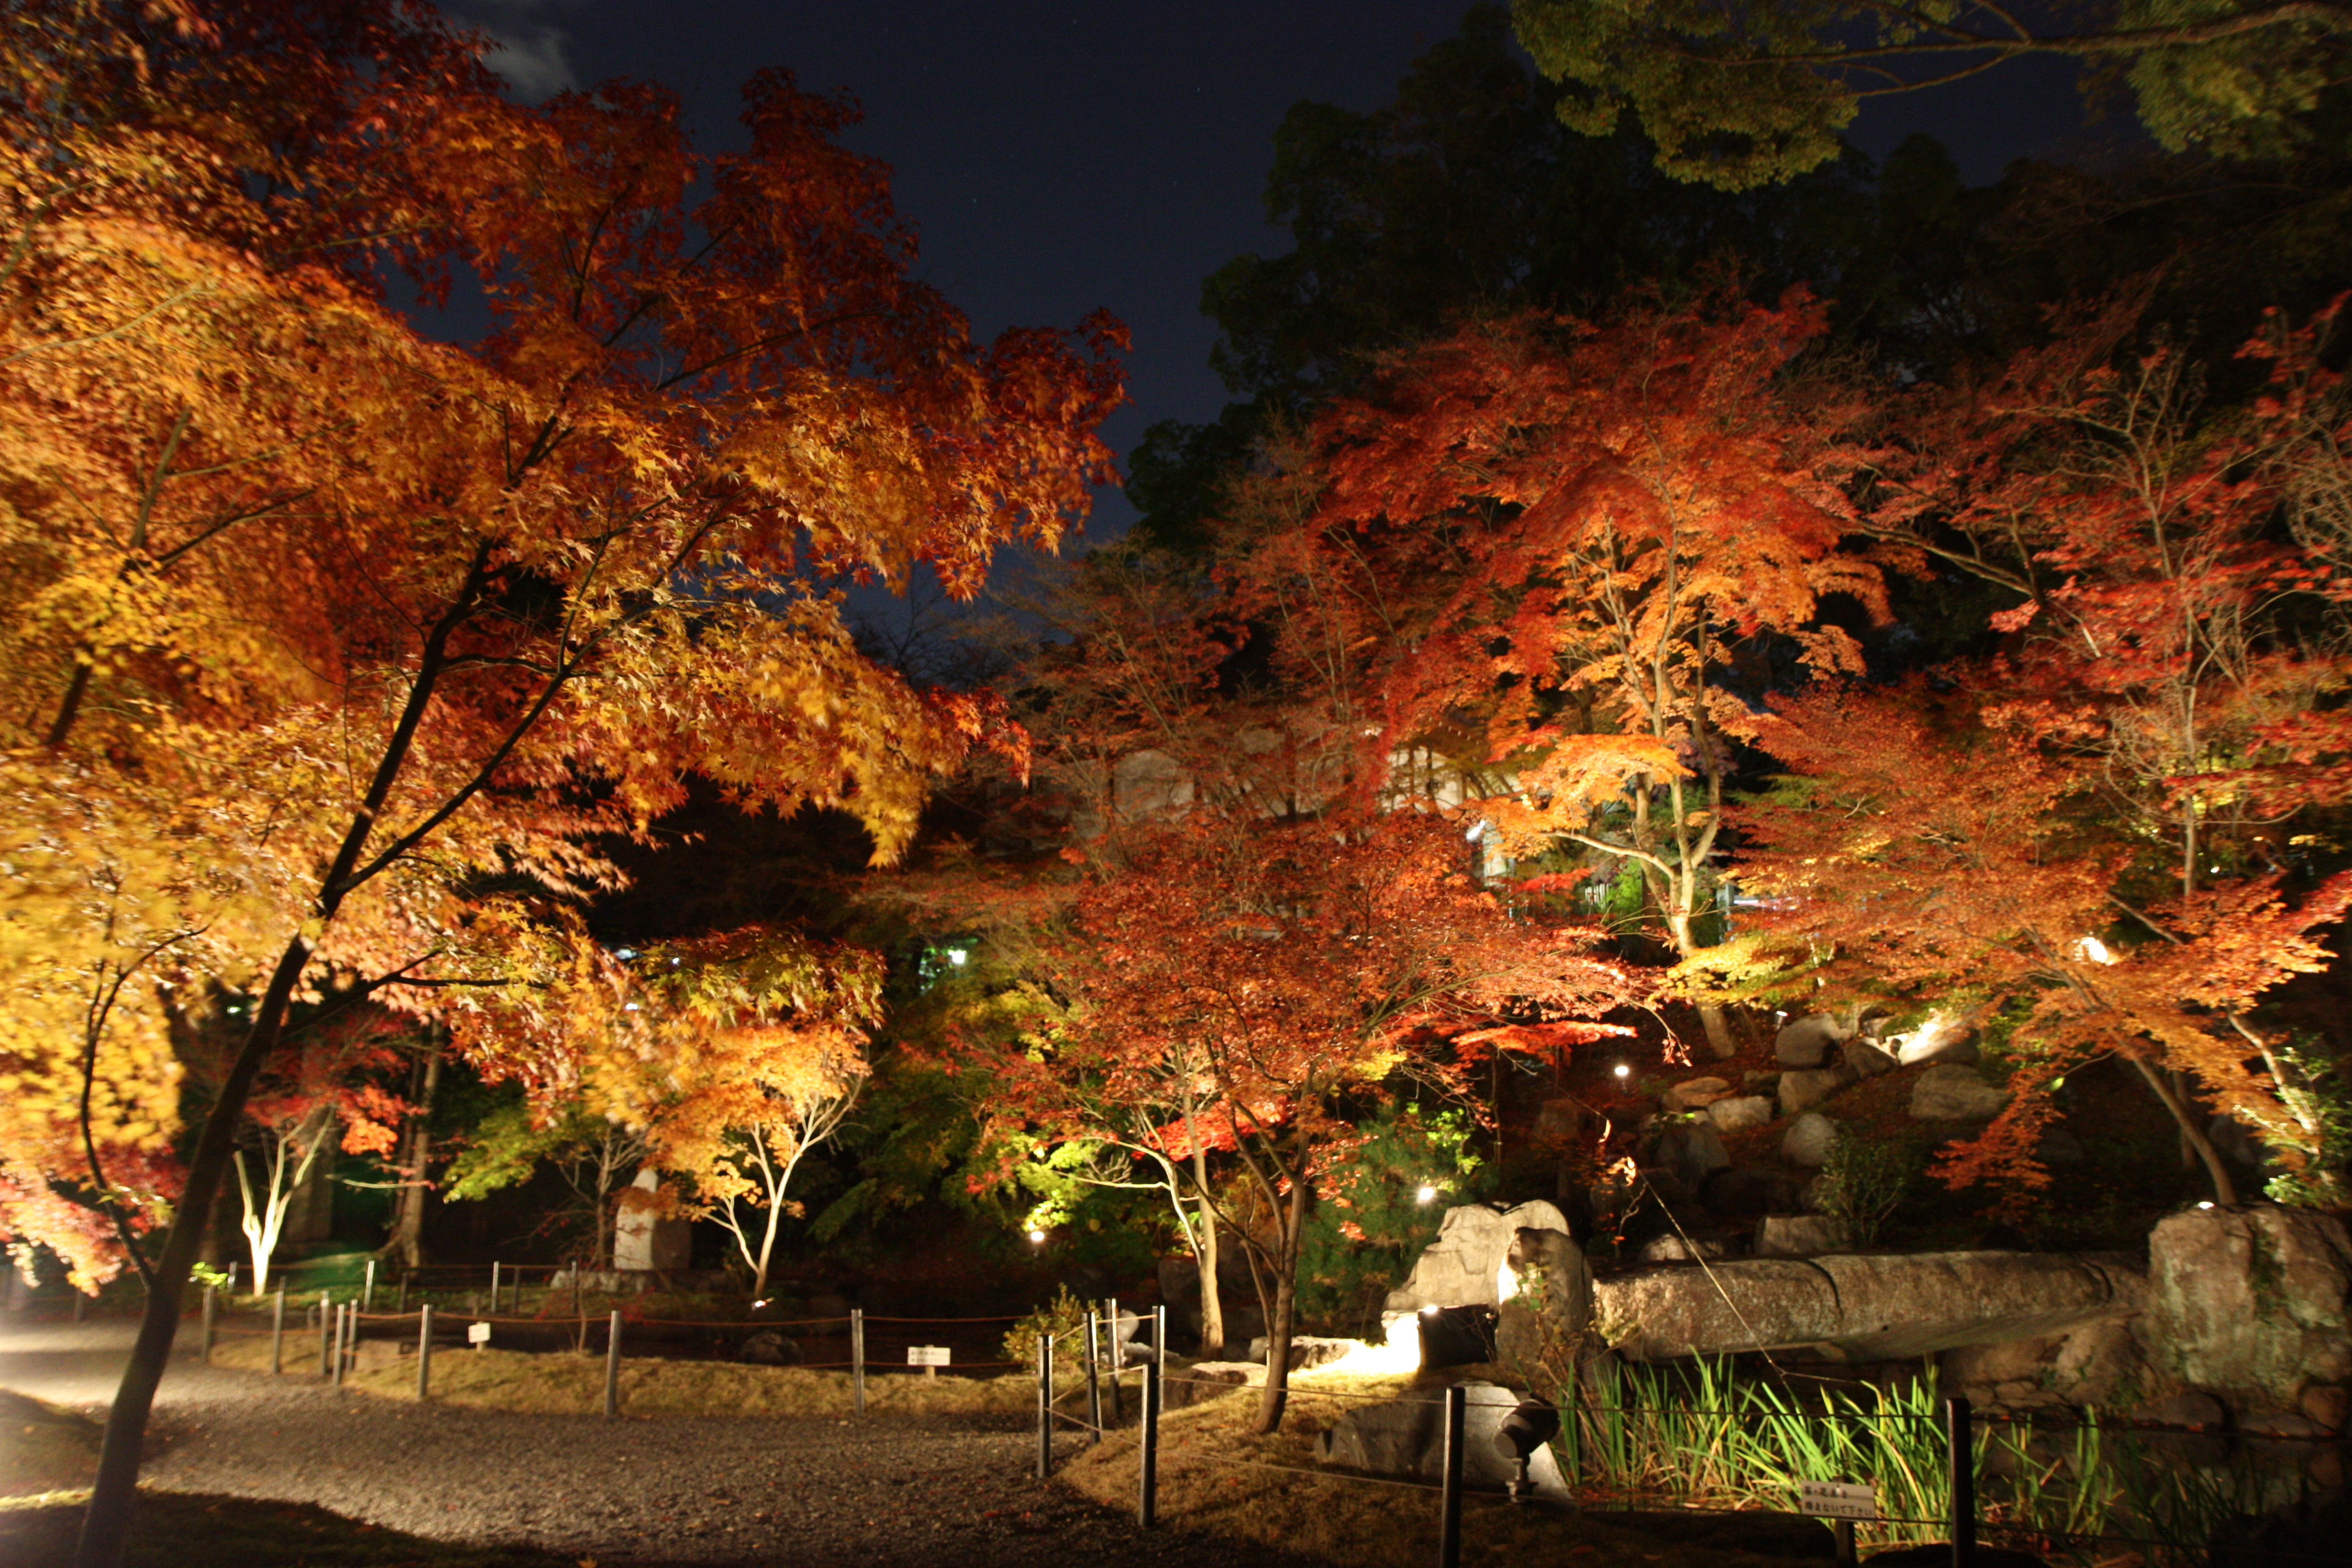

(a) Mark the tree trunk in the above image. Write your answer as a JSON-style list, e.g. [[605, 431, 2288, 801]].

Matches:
[[387, 1043, 442, 1271], [2131, 1056, 2239, 1205], [1250, 1170, 1310, 1435], [1664, 910, 1738, 1059], [1195, 1193, 1224, 1358], [75, 930, 314, 1568]]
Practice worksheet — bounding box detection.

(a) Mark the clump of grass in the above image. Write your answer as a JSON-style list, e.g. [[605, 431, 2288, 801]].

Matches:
[[0, 1391, 100, 1496], [205, 1333, 1035, 1418], [0, 1490, 572, 1568], [1055, 1368, 1825, 1568]]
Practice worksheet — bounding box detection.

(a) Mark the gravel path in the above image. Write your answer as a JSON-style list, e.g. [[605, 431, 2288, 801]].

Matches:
[[0, 1319, 1319, 1567]]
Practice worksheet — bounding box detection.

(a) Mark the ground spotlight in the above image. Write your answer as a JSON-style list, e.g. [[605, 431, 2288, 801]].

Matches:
[[1026, 1227, 1046, 1244], [1415, 1184, 1438, 1205], [1611, 1063, 1631, 1080], [1493, 1395, 1561, 1502]]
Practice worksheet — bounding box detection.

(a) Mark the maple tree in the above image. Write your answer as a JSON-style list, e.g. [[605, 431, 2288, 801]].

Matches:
[[0, 4, 1120, 1560], [1267, 294, 1889, 1056], [197, 1001, 413, 1297], [1722, 301, 2352, 1205], [1018, 813, 1630, 1433]]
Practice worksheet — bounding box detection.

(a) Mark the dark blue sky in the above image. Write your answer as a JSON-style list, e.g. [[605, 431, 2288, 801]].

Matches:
[[454, 1, 2098, 547]]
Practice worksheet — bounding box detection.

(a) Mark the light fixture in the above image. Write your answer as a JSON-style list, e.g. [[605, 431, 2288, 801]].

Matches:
[[2197, 1201, 2215, 1211], [614, 948, 637, 960], [1415, 1184, 1438, 1205], [947, 948, 969, 967], [1612, 1063, 1631, 1080], [1493, 1396, 1561, 1502], [1026, 1227, 1046, 1244]]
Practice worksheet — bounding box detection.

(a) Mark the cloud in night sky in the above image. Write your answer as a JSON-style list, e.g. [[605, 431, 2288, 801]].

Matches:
[[455, 2, 579, 101]]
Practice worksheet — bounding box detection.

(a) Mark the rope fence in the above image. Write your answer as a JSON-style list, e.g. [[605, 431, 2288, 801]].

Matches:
[[181, 1281, 2343, 1568]]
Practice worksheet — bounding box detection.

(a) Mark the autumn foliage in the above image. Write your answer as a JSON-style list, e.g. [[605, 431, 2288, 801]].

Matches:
[[1, 2, 1121, 1557]]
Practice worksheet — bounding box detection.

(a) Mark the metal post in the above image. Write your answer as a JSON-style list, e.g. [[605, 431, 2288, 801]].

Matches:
[[270, 1286, 285, 1375], [200, 1284, 216, 1364], [491, 1261, 501, 1315], [851, 1308, 866, 1417], [318, 1295, 334, 1375], [1036, 1333, 1055, 1479], [1439, 1384, 1466, 1568], [417, 1304, 434, 1401], [1137, 1309, 1161, 1529], [1947, 1396, 1976, 1568], [1085, 1310, 1102, 1443], [363, 1258, 375, 1313], [603, 1309, 622, 1417]]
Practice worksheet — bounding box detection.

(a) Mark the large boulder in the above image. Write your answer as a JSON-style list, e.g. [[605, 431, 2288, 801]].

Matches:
[[1779, 1068, 1852, 1117], [1648, 1119, 1732, 1195], [1243, 1335, 1363, 1371], [613, 1168, 690, 1271], [1314, 1382, 1572, 1500], [2141, 1205, 2352, 1411], [1594, 1250, 2144, 1361], [1664, 1076, 1733, 1113], [1754, 1215, 1850, 1256], [1910, 1064, 2008, 1121], [1706, 1095, 1775, 1133], [1781, 1113, 1841, 1168], [1887, 1011, 1977, 1066], [1842, 1037, 1900, 1079], [1496, 1227, 1592, 1368], [1384, 1201, 1571, 1319], [1774, 1014, 1850, 1068]]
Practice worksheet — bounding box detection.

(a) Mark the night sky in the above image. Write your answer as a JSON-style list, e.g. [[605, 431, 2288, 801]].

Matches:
[[454, 1, 2103, 545]]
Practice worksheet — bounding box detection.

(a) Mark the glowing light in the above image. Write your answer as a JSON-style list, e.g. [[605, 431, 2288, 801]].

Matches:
[[752, 1299, 769, 1309], [613, 948, 637, 960], [623, 1003, 640, 1012], [1496, 1262, 1519, 1303], [1415, 1184, 1438, 1205], [2197, 1201, 2215, 1211], [1612, 1063, 1631, 1080], [2073, 935, 2117, 966], [1027, 1227, 1046, 1244], [947, 948, 969, 967]]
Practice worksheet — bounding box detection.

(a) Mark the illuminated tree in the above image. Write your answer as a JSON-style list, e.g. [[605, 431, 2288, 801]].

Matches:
[[0, 6, 1120, 1561], [1284, 294, 1887, 1054], [1724, 302, 2352, 1205], [1041, 813, 1629, 1433]]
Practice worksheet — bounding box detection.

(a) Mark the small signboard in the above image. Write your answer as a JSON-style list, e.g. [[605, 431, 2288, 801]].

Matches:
[[1797, 1481, 1879, 1521], [467, 1321, 492, 1347], [906, 1345, 951, 1366]]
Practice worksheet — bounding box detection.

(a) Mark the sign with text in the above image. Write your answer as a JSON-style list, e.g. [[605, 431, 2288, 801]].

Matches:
[[906, 1345, 951, 1366], [467, 1321, 492, 1346], [1797, 1481, 1879, 1521]]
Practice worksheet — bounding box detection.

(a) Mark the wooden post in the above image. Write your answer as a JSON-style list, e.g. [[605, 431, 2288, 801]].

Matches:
[[571, 1259, 582, 1321], [1137, 1308, 1161, 1530], [363, 1258, 375, 1313], [330, 1303, 347, 1387], [1103, 1295, 1124, 1425], [270, 1285, 286, 1375], [416, 1304, 433, 1401], [1439, 1384, 1467, 1568], [851, 1308, 866, 1418], [1947, 1396, 1976, 1568], [1084, 1310, 1102, 1442], [1836, 1517, 1857, 1567], [199, 1284, 216, 1364], [397, 1271, 409, 1314], [318, 1295, 334, 1376], [1036, 1333, 1055, 1479], [603, 1309, 622, 1418], [490, 1261, 501, 1315]]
